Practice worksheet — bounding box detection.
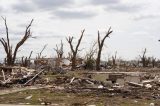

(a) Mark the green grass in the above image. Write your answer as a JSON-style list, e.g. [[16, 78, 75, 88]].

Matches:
[[0, 88, 159, 106]]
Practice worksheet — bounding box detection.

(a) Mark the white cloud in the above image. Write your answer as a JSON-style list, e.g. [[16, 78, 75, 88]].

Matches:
[[0, 0, 160, 60], [133, 13, 160, 20], [53, 9, 97, 19]]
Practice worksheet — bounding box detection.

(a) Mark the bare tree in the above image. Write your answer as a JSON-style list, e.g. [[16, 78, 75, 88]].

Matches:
[[151, 57, 156, 68], [21, 51, 33, 67], [96, 27, 113, 70], [37, 44, 47, 59], [66, 29, 85, 70], [0, 17, 33, 66], [139, 48, 147, 67], [67, 52, 72, 60], [54, 40, 64, 58], [112, 51, 117, 68]]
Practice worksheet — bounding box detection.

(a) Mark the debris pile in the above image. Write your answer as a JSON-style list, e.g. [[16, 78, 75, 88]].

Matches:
[[0, 65, 160, 100], [0, 66, 36, 87], [60, 72, 160, 100]]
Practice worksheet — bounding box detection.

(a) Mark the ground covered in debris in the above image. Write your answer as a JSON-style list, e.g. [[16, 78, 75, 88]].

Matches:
[[0, 67, 160, 106]]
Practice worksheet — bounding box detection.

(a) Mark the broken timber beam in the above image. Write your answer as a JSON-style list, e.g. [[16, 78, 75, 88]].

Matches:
[[24, 69, 45, 85]]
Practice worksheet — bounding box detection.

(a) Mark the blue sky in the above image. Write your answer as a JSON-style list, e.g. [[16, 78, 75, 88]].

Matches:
[[0, 0, 160, 61]]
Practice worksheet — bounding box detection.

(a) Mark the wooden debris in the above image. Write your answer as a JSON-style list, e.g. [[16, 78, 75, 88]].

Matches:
[[127, 82, 143, 87], [24, 69, 45, 85]]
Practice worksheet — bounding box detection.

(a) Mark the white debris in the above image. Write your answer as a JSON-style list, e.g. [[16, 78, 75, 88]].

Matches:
[[134, 100, 138, 103], [70, 77, 75, 83], [26, 103, 30, 105], [25, 95, 32, 100], [145, 84, 152, 89], [41, 102, 45, 105], [98, 85, 104, 88], [86, 80, 94, 85], [149, 103, 155, 106], [142, 80, 154, 84], [23, 75, 27, 78], [127, 82, 143, 87]]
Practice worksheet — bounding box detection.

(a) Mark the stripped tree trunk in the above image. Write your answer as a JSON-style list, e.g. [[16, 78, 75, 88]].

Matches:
[[96, 27, 113, 70], [66, 29, 85, 70]]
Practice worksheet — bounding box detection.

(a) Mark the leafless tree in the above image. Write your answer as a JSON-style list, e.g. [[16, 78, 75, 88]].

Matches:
[[150, 57, 156, 68], [66, 29, 85, 70], [37, 44, 47, 59], [54, 40, 64, 58], [67, 52, 72, 60], [96, 27, 113, 70], [0, 17, 33, 66], [139, 48, 147, 67], [112, 51, 117, 68], [21, 51, 33, 67]]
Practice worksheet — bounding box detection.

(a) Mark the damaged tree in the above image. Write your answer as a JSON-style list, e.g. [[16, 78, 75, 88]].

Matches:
[[139, 48, 147, 67], [21, 51, 33, 67], [54, 40, 64, 67], [0, 17, 33, 66], [37, 44, 47, 59], [151, 57, 156, 68], [66, 29, 85, 70], [112, 51, 117, 68], [54, 40, 64, 58], [96, 27, 113, 70]]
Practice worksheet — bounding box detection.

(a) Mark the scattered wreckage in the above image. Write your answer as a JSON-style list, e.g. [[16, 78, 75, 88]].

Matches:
[[0, 66, 36, 87], [0, 64, 160, 100], [54, 71, 160, 99]]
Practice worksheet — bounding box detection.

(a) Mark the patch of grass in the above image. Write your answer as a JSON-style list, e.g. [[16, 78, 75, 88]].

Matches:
[[0, 88, 160, 106]]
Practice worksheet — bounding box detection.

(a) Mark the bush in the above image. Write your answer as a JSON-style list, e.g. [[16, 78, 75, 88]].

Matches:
[[84, 58, 95, 70]]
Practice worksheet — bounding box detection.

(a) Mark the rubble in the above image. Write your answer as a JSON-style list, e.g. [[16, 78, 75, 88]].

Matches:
[[0, 66, 39, 86], [0, 65, 160, 101], [145, 84, 152, 89], [60, 71, 160, 100]]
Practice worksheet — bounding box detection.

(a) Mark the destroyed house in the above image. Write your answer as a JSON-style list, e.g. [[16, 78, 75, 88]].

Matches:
[[34, 58, 71, 68]]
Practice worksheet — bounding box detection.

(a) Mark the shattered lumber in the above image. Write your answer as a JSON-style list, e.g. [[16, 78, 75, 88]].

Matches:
[[127, 82, 143, 87], [24, 69, 45, 85], [1, 70, 6, 82]]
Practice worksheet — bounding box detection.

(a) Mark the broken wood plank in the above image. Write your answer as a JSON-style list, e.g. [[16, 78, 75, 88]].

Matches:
[[127, 82, 143, 87], [70, 77, 75, 83], [1, 69, 6, 81], [24, 69, 45, 85]]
